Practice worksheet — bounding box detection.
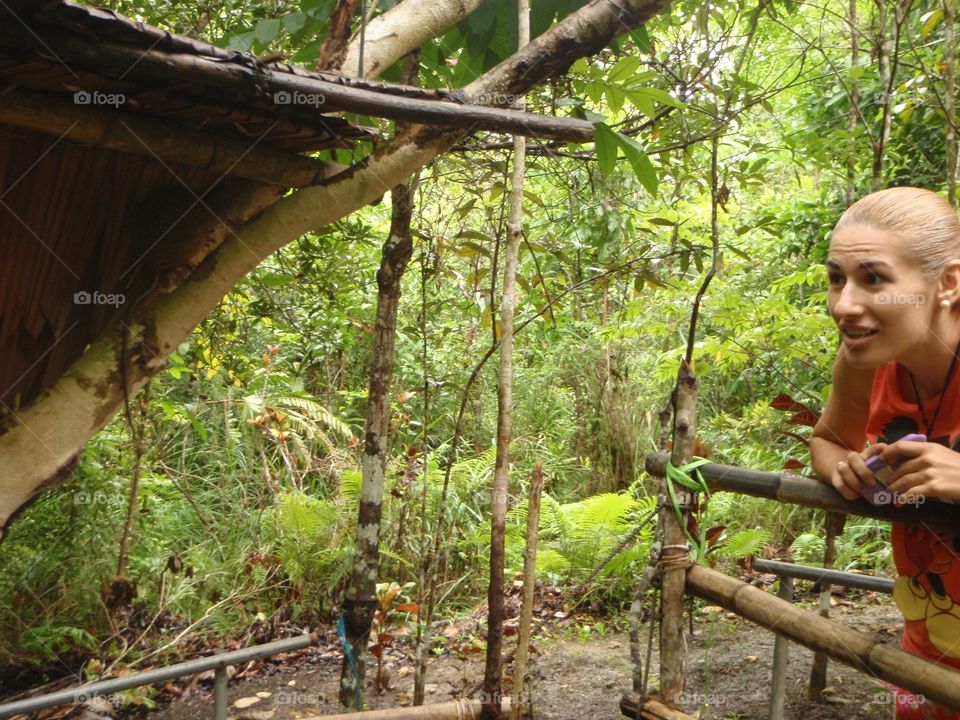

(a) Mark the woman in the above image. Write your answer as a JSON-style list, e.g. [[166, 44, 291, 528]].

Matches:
[[811, 186, 960, 719]]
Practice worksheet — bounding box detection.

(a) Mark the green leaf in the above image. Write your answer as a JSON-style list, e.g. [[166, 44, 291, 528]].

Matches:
[[594, 123, 619, 176], [616, 133, 658, 195], [253, 18, 282, 47]]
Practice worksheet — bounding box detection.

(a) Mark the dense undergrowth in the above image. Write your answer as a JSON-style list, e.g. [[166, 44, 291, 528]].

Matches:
[[2, 0, 943, 696]]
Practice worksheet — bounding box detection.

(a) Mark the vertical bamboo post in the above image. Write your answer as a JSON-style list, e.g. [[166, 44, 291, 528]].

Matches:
[[769, 577, 793, 720], [659, 361, 697, 706], [510, 464, 543, 720], [808, 511, 845, 699]]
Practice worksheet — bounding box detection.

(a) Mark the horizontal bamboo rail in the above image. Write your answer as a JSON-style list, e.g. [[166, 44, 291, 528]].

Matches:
[[303, 698, 511, 719], [619, 695, 697, 719], [751, 557, 894, 594], [685, 564, 960, 710], [645, 452, 960, 529], [0, 88, 341, 188]]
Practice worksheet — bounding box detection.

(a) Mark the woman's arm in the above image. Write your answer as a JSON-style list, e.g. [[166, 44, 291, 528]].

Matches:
[[809, 349, 880, 499]]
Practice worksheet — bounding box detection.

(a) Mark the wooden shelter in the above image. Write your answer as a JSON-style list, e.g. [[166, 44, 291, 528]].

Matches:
[[0, 0, 592, 414]]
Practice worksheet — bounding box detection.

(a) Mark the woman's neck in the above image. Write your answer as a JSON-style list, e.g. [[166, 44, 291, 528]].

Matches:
[[899, 321, 960, 403]]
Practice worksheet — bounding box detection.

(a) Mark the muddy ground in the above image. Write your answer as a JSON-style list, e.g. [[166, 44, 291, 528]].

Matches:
[[145, 590, 908, 720]]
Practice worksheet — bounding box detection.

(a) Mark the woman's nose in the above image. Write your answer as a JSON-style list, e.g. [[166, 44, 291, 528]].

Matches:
[[831, 282, 866, 319]]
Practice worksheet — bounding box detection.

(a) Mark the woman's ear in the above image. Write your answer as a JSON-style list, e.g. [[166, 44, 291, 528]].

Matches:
[[938, 259, 960, 305]]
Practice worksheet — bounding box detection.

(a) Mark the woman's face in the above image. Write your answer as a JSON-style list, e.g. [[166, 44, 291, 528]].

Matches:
[[826, 222, 938, 368]]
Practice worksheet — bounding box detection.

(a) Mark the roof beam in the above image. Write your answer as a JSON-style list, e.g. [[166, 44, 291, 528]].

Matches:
[[0, 25, 596, 143], [0, 87, 344, 188]]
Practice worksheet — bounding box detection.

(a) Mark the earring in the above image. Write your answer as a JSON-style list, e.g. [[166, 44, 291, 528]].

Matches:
[[943, 299, 952, 308]]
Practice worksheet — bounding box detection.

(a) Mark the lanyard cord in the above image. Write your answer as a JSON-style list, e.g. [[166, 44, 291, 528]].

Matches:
[[907, 334, 960, 437]]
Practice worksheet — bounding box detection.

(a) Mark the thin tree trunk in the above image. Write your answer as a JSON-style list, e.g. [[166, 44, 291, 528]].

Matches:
[[510, 463, 543, 720], [481, 4, 529, 717], [946, 0, 957, 205], [847, 0, 860, 207], [872, 0, 910, 190], [339, 73, 421, 705]]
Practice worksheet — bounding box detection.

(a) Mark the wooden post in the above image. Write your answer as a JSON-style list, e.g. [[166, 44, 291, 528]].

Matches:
[[808, 511, 846, 700], [659, 361, 697, 706], [769, 577, 792, 720]]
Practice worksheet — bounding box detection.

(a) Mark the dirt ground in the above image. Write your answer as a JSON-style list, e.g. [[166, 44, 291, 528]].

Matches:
[[144, 590, 908, 720]]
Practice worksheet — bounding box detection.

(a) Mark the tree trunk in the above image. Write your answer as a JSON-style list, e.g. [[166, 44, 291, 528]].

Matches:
[[482, 4, 529, 717], [846, 0, 860, 207], [339, 176, 418, 710], [510, 463, 543, 720], [0, 0, 676, 539], [339, 52, 420, 705]]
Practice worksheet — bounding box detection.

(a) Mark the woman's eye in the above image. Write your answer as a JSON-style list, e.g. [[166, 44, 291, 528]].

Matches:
[[867, 273, 886, 286], [828, 273, 844, 286]]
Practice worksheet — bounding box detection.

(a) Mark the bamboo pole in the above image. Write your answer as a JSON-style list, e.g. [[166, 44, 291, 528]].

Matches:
[[0, 27, 596, 143], [619, 695, 697, 719], [0, 87, 340, 188], [659, 362, 697, 706], [685, 564, 960, 711], [510, 463, 543, 720], [644, 453, 960, 530], [808, 511, 845, 700], [303, 698, 511, 720]]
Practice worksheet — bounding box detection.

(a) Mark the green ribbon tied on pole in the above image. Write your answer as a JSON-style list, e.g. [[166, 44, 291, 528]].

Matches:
[[664, 456, 712, 558]]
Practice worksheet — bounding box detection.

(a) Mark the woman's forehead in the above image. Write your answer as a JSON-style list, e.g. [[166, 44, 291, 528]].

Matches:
[[828, 223, 912, 265]]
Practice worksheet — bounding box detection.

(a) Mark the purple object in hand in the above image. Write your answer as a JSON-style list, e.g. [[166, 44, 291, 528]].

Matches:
[[860, 433, 926, 505]]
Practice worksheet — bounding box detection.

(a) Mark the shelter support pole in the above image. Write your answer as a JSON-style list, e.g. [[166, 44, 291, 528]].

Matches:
[[768, 576, 792, 720], [685, 564, 960, 711], [659, 361, 697, 706]]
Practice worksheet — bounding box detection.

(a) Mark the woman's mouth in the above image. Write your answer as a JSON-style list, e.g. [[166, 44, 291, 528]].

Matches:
[[841, 327, 878, 348]]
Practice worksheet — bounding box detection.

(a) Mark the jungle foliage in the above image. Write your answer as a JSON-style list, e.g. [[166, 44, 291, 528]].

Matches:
[[1, 0, 952, 690]]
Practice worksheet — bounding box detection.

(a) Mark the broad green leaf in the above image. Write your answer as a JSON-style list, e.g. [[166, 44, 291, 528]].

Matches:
[[594, 123, 619, 176]]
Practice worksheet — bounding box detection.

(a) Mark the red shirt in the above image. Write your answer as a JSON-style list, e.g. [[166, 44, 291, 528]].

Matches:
[[864, 361, 960, 670]]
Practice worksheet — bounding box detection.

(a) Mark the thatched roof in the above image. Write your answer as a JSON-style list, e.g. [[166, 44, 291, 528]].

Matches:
[[0, 1, 593, 412]]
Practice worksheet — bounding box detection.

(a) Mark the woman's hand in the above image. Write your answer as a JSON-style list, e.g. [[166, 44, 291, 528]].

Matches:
[[883, 440, 960, 504], [831, 443, 887, 500]]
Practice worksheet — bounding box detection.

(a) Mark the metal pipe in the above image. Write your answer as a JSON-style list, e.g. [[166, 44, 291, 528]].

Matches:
[[645, 452, 960, 530], [768, 576, 792, 720], [752, 558, 894, 594], [0, 633, 316, 718], [213, 664, 228, 720]]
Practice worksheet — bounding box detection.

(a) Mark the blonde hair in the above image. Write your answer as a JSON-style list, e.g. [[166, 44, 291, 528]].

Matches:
[[834, 187, 960, 281]]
